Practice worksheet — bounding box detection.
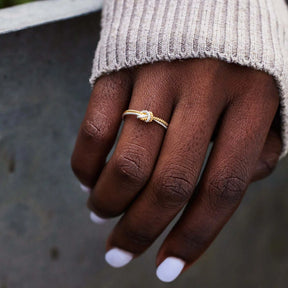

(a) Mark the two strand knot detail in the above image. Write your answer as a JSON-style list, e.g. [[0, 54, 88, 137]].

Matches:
[[121, 109, 168, 129], [137, 110, 154, 123]]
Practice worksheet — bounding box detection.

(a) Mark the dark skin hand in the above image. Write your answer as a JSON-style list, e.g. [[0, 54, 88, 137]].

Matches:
[[71, 58, 282, 282]]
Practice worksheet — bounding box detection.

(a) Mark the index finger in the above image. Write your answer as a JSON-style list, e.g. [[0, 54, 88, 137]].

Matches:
[[71, 71, 133, 188]]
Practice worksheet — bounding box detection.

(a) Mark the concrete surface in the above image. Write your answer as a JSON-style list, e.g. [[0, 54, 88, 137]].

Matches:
[[0, 11, 288, 288], [0, 0, 103, 34]]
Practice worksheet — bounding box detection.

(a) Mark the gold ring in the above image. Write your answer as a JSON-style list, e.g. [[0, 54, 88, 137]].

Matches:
[[122, 109, 169, 129]]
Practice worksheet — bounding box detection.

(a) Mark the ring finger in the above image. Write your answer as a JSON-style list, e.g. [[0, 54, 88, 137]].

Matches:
[[103, 81, 227, 264]]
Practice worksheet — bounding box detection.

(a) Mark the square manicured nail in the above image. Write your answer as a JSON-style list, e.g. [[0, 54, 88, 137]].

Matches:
[[156, 257, 185, 282], [105, 248, 134, 268]]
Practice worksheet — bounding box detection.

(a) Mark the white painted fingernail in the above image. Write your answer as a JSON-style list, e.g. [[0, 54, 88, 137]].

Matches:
[[89, 211, 107, 224], [80, 183, 91, 193], [105, 248, 134, 268], [156, 257, 185, 283]]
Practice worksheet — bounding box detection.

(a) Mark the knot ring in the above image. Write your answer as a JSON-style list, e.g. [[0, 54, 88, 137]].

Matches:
[[122, 109, 169, 129]]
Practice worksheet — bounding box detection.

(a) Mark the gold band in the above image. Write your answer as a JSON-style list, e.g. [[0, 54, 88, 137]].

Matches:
[[122, 109, 169, 129]]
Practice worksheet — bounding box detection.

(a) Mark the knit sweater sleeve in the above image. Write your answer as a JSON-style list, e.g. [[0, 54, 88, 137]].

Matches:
[[90, 0, 288, 159]]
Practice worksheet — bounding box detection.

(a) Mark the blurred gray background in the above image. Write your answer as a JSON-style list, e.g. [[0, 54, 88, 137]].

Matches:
[[0, 11, 288, 288]]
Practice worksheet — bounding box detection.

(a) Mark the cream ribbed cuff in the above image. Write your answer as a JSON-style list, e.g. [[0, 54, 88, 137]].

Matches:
[[90, 0, 288, 159]]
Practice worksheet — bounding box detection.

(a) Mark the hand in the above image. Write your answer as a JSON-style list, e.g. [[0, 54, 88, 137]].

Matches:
[[71, 58, 282, 282]]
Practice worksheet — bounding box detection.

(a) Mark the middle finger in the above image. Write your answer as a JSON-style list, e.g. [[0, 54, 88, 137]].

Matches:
[[105, 83, 227, 261]]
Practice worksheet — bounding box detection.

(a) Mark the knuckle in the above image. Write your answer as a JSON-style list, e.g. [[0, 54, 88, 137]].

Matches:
[[80, 114, 112, 144], [206, 174, 247, 212], [95, 71, 132, 99], [113, 144, 151, 184], [106, 71, 132, 90], [152, 166, 194, 209]]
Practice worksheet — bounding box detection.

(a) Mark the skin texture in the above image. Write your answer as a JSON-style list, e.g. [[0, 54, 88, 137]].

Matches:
[[71, 58, 282, 278]]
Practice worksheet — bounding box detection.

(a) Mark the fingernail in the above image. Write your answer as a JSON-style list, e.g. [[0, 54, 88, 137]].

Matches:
[[105, 248, 134, 268], [80, 183, 91, 193], [156, 257, 185, 283], [89, 211, 107, 224]]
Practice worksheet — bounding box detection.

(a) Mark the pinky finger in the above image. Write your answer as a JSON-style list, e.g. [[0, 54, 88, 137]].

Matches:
[[251, 111, 282, 182]]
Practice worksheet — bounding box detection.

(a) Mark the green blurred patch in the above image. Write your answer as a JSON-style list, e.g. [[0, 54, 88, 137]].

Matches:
[[0, 0, 37, 8]]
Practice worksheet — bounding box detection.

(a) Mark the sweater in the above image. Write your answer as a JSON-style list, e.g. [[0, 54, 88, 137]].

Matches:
[[90, 0, 288, 160]]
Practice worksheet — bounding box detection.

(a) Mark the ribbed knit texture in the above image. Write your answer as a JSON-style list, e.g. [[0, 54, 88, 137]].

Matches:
[[90, 0, 288, 159]]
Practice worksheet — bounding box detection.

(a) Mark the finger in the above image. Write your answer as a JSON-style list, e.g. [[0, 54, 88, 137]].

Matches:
[[155, 86, 279, 282], [250, 128, 282, 182], [251, 109, 282, 182], [104, 83, 227, 267], [88, 65, 176, 218], [71, 71, 133, 188]]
